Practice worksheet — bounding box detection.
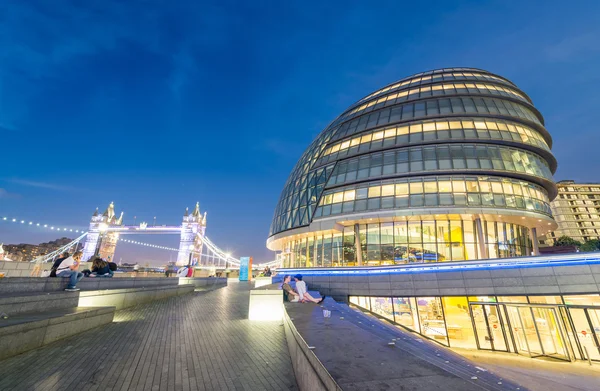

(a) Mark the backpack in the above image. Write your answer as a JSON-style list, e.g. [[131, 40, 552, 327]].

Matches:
[[49, 257, 66, 277], [108, 262, 117, 272]]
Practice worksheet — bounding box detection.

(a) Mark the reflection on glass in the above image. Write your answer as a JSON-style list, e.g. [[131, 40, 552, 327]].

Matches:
[[568, 308, 600, 361], [417, 297, 448, 345], [370, 297, 394, 321], [393, 297, 420, 333], [442, 297, 477, 349]]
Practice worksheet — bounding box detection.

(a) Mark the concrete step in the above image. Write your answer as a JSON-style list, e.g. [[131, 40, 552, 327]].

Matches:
[[0, 291, 80, 317], [0, 306, 115, 361]]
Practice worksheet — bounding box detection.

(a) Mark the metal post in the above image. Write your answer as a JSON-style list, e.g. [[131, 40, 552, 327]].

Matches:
[[354, 223, 363, 266], [475, 218, 487, 259]]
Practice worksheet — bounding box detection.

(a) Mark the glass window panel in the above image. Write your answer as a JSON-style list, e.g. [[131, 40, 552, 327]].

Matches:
[[410, 181, 424, 194], [442, 297, 476, 349], [424, 181, 438, 193], [438, 181, 452, 192], [393, 298, 420, 333], [417, 297, 448, 345], [381, 184, 395, 196], [370, 297, 394, 321], [368, 186, 381, 198]]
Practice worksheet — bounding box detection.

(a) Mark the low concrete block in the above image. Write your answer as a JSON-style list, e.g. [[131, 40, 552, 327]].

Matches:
[[0, 292, 79, 316], [0, 307, 115, 361]]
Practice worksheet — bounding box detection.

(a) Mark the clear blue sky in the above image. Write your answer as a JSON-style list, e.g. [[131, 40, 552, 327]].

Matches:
[[1, 0, 599, 264]]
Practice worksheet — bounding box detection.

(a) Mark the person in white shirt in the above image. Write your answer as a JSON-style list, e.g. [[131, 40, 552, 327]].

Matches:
[[56, 251, 84, 291], [294, 274, 325, 304], [177, 266, 189, 277]]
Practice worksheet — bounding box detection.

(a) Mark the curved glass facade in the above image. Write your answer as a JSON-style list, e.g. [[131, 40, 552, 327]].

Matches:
[[268, 68, 558, 266]]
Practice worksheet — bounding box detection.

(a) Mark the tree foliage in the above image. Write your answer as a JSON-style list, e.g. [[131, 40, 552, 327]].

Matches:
[[580, 239, 600, 252], [553, 235, 582, 247]]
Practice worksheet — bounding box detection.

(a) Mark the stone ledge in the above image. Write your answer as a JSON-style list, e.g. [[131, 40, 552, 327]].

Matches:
[[283, 306, 342, 391], [0, 306, 115, 360]]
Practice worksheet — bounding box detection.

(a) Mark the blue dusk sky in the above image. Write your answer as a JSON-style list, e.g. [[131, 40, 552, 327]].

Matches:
[[1, 1, 600, 264]]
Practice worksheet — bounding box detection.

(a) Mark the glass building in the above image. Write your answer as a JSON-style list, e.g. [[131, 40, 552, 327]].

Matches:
[[268, 68, 558, 267], [543, 180, 600, 244]]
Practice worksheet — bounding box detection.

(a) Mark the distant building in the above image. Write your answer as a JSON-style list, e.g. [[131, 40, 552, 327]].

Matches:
[[543, 180, 600, 245], [3, 237, 79, 262]]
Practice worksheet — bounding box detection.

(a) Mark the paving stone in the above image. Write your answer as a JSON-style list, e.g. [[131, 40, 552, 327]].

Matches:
[[0, 283, 298, 391]]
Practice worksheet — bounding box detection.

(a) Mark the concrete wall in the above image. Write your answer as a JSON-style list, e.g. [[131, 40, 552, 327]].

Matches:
[[0, 307, 115, 361], [300, 263, 600, 301], [283, 308, 342, 391], [78, 285, 195, 310], [178, 277, 227, 290], [0, 276, 229, 294]]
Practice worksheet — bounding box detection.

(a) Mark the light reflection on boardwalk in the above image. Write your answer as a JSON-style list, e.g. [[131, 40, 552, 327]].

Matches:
[[0, 282, 298, 391]]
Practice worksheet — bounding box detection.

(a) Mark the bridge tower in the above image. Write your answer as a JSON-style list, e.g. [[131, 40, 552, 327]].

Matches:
[[176, 202, 206, 266], [81, 202, 124, 262]]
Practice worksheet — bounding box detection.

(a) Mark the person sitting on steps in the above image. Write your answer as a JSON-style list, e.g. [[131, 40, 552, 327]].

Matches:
[[56, 250, 84, 291], [294, 274, 325, 304]]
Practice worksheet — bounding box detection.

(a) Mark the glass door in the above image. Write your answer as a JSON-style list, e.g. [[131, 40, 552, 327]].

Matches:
[[569, 308, 600, 361], [505, 305, 571, 360], [470, 303, 508, 351], [531, 307, 570, 360], [505, 305, 531, 355]]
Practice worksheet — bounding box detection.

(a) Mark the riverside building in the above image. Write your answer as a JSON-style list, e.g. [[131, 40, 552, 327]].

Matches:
[[543, 180, 600, 245], [272, 68, 600, 363], [268, 68, 557, 267]]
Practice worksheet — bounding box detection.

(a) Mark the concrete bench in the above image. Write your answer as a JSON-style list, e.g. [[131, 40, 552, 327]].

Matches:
[[0, 291, 79, 316], [78, 285, 195, 310], [177, 277, 228, 291], [0, 276, 225, 360], [0, 306, 115, 361]]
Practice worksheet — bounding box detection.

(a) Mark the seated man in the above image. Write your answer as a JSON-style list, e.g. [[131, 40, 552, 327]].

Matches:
[[294, 274, 325, 304], [56, 250, 84, 291]]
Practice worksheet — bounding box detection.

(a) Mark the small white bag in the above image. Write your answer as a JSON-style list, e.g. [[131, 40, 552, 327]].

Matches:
[[40, 270, 51, 278]]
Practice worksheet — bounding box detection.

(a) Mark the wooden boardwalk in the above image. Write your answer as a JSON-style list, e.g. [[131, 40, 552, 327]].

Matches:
[[0, 282, 298, 391]]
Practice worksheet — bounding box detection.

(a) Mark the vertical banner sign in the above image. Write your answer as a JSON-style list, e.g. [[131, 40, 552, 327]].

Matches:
[[239, 256, 253, 281]]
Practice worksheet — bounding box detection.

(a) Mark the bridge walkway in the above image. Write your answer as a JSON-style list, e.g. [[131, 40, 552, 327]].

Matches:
[[0, 282, 297, 391]]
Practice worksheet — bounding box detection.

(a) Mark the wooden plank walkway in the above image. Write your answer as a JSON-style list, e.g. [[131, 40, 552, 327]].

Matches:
[[0, 282, 298, 391]]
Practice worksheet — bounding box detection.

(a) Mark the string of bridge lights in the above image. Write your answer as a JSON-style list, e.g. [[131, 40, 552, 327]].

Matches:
[[118, 238, 177, 251], [2, 214, 256, 265], [118, 238, 233, 262], [1, 215, 87, 234]]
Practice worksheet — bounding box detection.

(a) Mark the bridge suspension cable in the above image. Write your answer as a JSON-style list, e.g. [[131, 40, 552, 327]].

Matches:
[[31, 232, 89, 264], [195, 233, 241, 266]]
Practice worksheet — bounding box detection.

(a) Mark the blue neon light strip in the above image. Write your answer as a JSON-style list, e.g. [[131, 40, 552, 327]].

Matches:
[[278, 252, 600, 277]]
